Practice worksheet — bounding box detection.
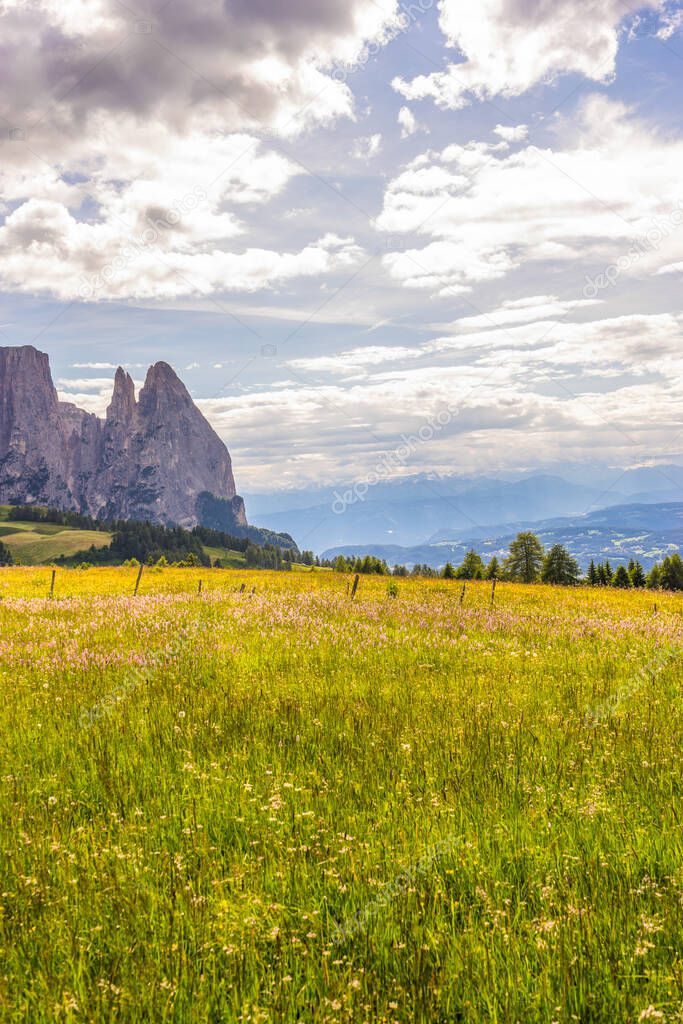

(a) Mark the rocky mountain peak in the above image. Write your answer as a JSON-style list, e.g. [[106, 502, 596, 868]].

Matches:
[[107, 367, 136, 423], [138, 360, 192, 415], [0, 346, 247, 530]]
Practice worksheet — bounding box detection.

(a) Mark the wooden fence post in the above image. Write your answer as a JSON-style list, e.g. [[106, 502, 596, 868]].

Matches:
[[459, 581, 466, 606], [133, 563, 144, 596], [49, 569, 56, 599], [350, 574, 360, 599], [239, 583, 246, 593], [197, 580, 203, 595], [490, 578, 496, 607]]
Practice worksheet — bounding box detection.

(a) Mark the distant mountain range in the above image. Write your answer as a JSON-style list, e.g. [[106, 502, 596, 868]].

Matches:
[[322, 501, 683, 571], [248, 466, 683, 552]]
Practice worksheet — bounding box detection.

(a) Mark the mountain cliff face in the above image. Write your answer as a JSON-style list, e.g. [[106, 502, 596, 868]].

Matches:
[[0, 346, 247, 529]]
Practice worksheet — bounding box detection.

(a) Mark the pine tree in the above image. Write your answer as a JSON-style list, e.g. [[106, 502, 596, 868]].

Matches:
[[629, 561, 646, 588], [442, 562, 457, 580], [485, 556, 500, 580], [540, 544, 581, 585], [647, 563, 662, 589], [457, 549, 485, 579], [661, 554, 683, 591], [613, 564, 631, 588], [503, 532, 544, 583], [587, 559, 598, 586], [603, 560, 614, 584]]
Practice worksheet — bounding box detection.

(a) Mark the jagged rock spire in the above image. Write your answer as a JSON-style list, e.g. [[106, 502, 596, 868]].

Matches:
[[106, 367, 135, 423]]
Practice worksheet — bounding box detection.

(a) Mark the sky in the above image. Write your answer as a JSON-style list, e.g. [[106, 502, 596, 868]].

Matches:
[[2, 0, 683, 493]]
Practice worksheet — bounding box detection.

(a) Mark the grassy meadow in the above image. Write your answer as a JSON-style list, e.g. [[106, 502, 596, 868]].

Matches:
[[0, 508, 112, 565], [0, 567, 681, 1022]]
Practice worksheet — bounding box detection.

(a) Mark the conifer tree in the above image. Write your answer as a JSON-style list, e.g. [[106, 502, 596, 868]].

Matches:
[[613, 565, 631, 588], [503, 532, 544, 583], [485, 556, 500, 580], [541, 544, 581, 585], [457, 549, 485, 580], [629, 561, 646, 588]]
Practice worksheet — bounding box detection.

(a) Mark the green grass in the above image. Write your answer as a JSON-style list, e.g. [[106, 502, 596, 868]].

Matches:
[[0, 524, 112, 564], [0, 507, 113, 565], [0, 569, 681, 1022], [202, 544, 248, 567]]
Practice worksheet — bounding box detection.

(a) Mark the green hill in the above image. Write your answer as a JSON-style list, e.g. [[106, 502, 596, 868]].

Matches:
[[200, 544, 247, 568], [0, 508, 113, 564], [0, 506, 295, 568]]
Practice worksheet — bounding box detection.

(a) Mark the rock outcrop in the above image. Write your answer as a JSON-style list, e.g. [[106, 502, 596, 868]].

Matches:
[[0, 346, 247, 529]]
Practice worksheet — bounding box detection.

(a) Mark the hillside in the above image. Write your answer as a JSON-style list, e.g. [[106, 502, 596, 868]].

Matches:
[[0, 506, 297, 568], [0, 507, 112, 564]]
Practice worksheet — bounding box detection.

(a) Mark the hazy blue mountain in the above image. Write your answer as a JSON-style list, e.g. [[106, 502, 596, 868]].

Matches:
[[322, 502, 683, 571], [247, 473, 633, 551]]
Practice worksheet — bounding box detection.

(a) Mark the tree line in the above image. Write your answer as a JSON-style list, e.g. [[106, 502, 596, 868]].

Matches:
[[56, 518, 300, 569], [329, 532, 683, 591]]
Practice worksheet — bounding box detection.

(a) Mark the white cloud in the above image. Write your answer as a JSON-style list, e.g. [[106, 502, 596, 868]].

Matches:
[[426, 310, 683, 385], [0, 127, 315, 300], [398, 105, 427, 138], [380, 96, 683, 296], [0, 0, 401, 143], [352, 133, 382, 159], [655, 6, 683, 37], [448, 295, 602, 332], [71, 362, 119, 370], [197, 320, 683, 487], [287, 344, 423, 375], [393, 0, 662, 109], [57, 377, 119, 391], [493, 123, 529, 143], [0, 178, 365, 300], [0, 1, 402, 303]]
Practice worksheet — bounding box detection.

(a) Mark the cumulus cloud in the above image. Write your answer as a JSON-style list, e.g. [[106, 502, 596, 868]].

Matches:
[[393, 0, 663, 109], [397, 106, 427, 138], [379, 96, 683, 296], [493, 124, 529, 144], [0, 0, 400, 141], [0, 202, 365, 301], [196, 315, 683, 486], [427, 311, 683, 378], [0, 116, 370, 300], [0, 0, 401, 301]]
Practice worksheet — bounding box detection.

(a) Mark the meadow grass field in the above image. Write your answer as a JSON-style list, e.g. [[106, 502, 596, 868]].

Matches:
[[0, 509, 113, 565], [0, 567, 681, 1023]]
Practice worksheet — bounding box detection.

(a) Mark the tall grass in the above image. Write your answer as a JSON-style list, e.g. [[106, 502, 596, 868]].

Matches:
[[0, 568, 681, 1022]]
